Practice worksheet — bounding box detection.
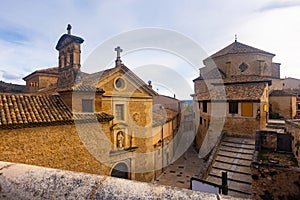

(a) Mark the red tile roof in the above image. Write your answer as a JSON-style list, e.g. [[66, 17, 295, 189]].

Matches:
[[23, 67, 58, 81], [82, 64, 157, 96], [0, 93, 113, 129], [195, 82, 267, 101], [204, 41, 275, 61]]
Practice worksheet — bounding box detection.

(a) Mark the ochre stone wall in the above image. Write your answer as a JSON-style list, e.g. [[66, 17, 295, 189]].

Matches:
[[251, 163, 300, 199], [204, 53, 277, 78], [223, 117, 258, 137], [269, 95, 296, 119], [39, 75, 57, 89], [0, 124, 111, 175]]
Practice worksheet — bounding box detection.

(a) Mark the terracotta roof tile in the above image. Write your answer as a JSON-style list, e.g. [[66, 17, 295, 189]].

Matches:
[[195, 82, 267, 101], [0, 93, 113, 129], [205, 41, 275, 61], [152, 108, 179, 127], [23, 67, 58, 81], [270, 90, 297, 96]]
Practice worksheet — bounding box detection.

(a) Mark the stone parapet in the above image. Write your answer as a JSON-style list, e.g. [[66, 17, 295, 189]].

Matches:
[[0, 161, 246, 200]]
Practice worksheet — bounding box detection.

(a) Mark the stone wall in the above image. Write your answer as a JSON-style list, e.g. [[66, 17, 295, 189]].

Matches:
[[0, 161, 239, 200], [0, 124, 111, 175], [258, 131, 277, 150], [286, 120, 300, 165], [251, 162, 300, 199], [269, 95, 296, 119]]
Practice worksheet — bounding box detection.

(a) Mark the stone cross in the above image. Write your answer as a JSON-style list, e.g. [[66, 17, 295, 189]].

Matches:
[[115, 46, 123, 66], [67, 24, 72, 34]]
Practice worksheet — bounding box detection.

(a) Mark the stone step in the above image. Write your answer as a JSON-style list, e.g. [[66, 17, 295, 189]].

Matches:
[[217, 152, 253, 161], [221, 142, 255, 151], [222, 137, 255, 146], [213, 160, 251, 175], [209, 168, 252, 183], [215, 158, 251, 168], [206, 175, 251, 195], [218, 148, 254, 156], [212, 166, 251, 176], [219, 146, 254, 155]]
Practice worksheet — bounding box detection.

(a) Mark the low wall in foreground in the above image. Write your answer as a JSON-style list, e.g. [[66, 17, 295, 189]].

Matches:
[[0, 161, 244, 200]]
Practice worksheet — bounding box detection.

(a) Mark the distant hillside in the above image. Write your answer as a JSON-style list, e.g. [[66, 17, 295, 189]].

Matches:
[[0, 81, 26, 93]]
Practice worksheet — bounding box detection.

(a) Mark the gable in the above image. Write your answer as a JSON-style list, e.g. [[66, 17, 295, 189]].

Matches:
[[97, 69, 153, 98]]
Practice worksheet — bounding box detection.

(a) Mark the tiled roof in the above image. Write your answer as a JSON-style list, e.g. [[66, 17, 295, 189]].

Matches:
[[152, 108, 179, 127], [57, 83, 104, 93], [35, 67, 58, 75], [23, 67, 58, 81], [205, 41, 275, 61], [269, 90, 297, 96], [195, 82, 267, 101], [82, 64, 157, 96], [193, 68, 227, 81], [0, 93, 113, 129]]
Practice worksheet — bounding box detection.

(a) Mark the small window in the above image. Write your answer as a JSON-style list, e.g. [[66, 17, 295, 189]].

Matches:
[[241, 102, 253, 117], [115, 78, 125, 89], [200, 117, 202, 125], [229, 102, 238, 114], [203, 102, 207, 113], [115, 104, 124, 120], [239, 63, 248, 72], [82, 99, 93, 112], [297, 104, 300, 110]]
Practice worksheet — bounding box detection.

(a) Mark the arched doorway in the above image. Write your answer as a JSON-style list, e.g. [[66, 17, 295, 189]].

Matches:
[[111, 162, 128, 179]]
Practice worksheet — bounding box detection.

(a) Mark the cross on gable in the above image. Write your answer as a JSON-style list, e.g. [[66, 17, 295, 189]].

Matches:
[[115, 46, 123, 58]]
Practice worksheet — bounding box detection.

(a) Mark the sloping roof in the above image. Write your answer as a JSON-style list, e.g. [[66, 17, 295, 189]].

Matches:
[[0, 93, 113, 129], [82, 64, 157, 96], [23, 67, 58, 81], [195, 82, 267, 101], [55, 34, 84, 50], [57, 82, 104, 93], [152, 108, 179, 127], [204, 41, 275, 61], [269, 90, 297, 96], [193, 68, 227, 81]]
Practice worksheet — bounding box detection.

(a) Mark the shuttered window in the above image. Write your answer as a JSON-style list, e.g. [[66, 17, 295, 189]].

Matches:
[[241, 103, 253, 117]]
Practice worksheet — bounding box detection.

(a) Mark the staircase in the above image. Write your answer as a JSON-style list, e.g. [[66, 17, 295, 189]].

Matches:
[[205, 136, 255, 198], [266, 119, 285, 133]]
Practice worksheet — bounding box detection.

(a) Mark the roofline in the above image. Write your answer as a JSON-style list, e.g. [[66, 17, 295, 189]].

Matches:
[[203, 51, 275, 63]]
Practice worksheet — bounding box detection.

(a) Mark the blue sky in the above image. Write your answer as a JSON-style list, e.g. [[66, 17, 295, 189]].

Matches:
[[0, 0, 300, 98]]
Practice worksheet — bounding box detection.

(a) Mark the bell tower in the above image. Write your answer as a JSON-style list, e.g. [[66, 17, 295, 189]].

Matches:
[[55, 24, 84, 88]]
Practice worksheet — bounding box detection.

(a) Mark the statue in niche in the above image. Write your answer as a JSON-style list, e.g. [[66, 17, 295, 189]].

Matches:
[[117, 131, 125, 150]]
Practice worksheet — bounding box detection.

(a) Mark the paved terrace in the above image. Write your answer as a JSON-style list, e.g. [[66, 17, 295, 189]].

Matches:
[[154, 146, 205, 189]]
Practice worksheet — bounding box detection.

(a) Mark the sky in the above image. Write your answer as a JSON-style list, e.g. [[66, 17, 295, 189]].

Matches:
[[0, 0, 300, 99]]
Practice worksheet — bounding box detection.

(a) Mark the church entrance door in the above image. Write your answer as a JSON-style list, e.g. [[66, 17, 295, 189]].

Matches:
[[111, 162, 129, 179]]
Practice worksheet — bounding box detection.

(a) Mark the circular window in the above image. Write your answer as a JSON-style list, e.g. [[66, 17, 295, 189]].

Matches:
[[115, 78, 125, 89], [239, 63, 248, 72]]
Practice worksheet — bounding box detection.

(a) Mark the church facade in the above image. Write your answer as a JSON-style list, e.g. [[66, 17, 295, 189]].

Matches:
[[0, 25, 180, 182]]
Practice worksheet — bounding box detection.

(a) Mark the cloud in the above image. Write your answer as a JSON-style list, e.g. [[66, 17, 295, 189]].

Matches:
[[0, 69, 24, 83], [259, 0, 300, 12]]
